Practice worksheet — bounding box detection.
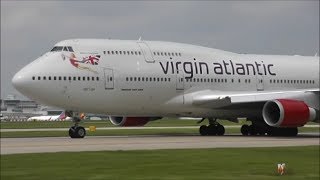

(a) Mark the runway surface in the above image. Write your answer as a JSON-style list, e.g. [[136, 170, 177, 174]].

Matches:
[[1, 134, 319, 155]]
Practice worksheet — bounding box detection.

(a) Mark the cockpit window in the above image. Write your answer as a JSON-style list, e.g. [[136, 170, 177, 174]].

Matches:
[[50, 46, 63, 52], [51, 46, 74, 52], [67, 46, 74, 52]]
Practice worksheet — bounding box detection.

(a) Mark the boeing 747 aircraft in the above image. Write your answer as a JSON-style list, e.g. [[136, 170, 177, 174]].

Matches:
[[12, 39, 319, 138]]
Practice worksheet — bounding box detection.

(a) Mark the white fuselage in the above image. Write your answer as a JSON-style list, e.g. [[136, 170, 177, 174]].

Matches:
[[12, 39, 319, 119]]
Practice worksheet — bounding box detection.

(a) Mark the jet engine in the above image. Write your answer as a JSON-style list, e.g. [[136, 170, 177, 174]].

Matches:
[[262, 99, 316, 127], [109, 116, 161, 126]]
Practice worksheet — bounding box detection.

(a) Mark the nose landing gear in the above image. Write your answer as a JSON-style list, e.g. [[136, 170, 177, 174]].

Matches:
[[66, 111, 86, 138], [198, 118, 225, 136]]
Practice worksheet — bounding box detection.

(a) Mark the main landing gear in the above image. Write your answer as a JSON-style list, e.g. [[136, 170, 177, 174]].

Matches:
[[66, 111, 86, 138], [240, 123, 298, 137], [198, 118, 225, 136]]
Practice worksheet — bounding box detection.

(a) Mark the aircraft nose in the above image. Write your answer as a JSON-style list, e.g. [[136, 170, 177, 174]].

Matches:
[[12, 68, 30, 94]]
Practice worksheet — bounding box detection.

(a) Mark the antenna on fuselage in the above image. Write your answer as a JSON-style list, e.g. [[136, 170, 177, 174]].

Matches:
[[138, 36, 142, 41], [315, 52, 318, 57]]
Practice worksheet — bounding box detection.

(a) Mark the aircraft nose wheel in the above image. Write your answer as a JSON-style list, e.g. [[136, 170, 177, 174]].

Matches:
[[66, 112, 87, 138], [69, 126, 86, 138]]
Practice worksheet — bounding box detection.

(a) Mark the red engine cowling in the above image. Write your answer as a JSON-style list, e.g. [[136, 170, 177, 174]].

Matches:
[[109, 116, 151, 126], [262, 99, 316, 127]]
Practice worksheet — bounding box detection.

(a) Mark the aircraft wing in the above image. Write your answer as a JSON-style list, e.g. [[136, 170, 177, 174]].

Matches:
[[189, 88, 319, 110]]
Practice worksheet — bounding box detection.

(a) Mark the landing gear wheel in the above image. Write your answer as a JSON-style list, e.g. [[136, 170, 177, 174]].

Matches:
[[198, 118, 225, 136], [249, 125, 257, 136], [69, 126, 86, 138], [241, 125, 249, 136], [207, 124, 217, 136], [199, 125, 208, 136], [216, 124, 225, 136]]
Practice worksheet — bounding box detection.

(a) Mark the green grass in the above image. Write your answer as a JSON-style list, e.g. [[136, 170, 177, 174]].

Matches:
[[1, 146, 319, 180], [1, 126, 318, 138]]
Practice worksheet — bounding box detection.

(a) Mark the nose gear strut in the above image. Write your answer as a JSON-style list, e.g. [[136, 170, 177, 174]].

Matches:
[[66, 111, 86, 138]]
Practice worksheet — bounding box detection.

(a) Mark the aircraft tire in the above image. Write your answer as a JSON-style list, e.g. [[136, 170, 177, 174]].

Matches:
[[249, 125, 257, 136], [199, 125, 208, 136], [69, 126, 86, 138], [69, 127, 77, 138], [207, 124, 217, 136], [240, 125, 249, 136], [216, 124, 225, 136], [75, 126, 86, 138]]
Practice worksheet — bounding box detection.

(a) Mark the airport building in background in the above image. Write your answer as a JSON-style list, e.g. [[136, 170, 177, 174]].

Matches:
[[0, 95, 62, 120]]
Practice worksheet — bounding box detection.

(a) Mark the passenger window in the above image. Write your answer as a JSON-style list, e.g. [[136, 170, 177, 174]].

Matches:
[[119, 51, 122, 55], [43, 76, 46, 80], [32, 76, 35, 80], [97, 77, 99, 81], [69, 77, 71, 81], [48, 76, 51, 80], [73, 77, 76, 81], [87, 77, 90, 81], [38, 76, 41, 80], [83, 77, 85, 81], [54, 76, 56, 80]]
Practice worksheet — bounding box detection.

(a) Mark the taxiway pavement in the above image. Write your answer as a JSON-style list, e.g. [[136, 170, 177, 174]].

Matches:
[[1, 134, 319, 155]]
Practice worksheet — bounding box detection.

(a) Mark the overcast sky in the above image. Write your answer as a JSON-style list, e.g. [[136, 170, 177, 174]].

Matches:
[[1, 1, 319, 99]]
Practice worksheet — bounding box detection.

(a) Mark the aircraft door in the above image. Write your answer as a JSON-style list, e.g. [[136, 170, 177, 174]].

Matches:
[[256, 74, 264, 91], [176, 71, 184, 91], [137, 42, 155, 63], [104, 68, 114, 90]]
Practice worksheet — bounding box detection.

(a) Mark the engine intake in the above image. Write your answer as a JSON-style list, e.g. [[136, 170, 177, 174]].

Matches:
[[109, 116, 160, 126], [262, 99, 316, 127]]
